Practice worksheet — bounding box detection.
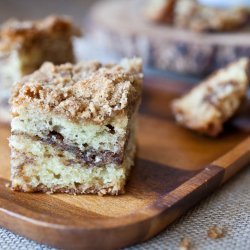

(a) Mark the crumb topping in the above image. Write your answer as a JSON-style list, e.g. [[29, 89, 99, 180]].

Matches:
[[0, 15, 81, 52], [11, 58, 143, 123]]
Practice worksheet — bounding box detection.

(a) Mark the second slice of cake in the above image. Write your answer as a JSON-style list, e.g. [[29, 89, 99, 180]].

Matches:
[[0, 15, 81, 123], [10, 58, 143, 195]]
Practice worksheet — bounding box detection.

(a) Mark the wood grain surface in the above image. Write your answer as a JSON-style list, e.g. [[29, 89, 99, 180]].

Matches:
[[89, 0, 250, 75], [0, 76, 249, 250]]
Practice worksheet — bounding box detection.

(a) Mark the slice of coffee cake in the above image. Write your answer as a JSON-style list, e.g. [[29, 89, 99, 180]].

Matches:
[[10, 58, 143, 195], [0, 15, 81, 123], [172, 58, 250, 136]]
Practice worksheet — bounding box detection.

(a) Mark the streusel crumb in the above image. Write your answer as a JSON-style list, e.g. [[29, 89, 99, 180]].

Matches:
[[11, 58, 143, 124]]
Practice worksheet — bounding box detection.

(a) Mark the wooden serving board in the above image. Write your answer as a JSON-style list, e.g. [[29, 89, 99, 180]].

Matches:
[[89, 0, 250, 75], [0, 76, 250, 250]]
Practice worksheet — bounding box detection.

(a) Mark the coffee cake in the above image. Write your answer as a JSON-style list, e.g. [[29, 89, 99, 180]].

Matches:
[[9, 58, 143, 195], [172, 58, 250, 136], [0, 15, 81, 123]]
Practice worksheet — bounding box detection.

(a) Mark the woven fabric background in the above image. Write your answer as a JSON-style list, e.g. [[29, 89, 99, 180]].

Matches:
[[0, 166, 249, 250]]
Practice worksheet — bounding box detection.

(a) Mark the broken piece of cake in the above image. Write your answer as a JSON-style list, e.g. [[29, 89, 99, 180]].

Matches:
[[172, 58, 250, 136], [0, 15, 81, 123], [9, 58, 143, 195]]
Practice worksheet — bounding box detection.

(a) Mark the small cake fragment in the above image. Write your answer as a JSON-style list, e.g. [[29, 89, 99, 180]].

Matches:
[[207, 225, 226, 239], [0, 15, 81, 123], [179, 237, 192, 250], [9, 58, 143, 195], [172, 58, 250, 136]]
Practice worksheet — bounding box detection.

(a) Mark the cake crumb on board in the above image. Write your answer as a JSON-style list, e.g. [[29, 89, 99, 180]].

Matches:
[[179, 237, 192, 250], [207, 225, 226, 239]]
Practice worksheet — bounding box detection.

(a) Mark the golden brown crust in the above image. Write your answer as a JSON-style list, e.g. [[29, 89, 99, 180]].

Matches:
[[0, 15, 81, 52], [11, 58, 143, 124], [11, 183, 125, 196]]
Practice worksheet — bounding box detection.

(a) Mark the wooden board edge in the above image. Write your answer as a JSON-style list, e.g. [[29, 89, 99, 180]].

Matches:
[[138, 136, 250, 242], [212, 137, 250, 182]]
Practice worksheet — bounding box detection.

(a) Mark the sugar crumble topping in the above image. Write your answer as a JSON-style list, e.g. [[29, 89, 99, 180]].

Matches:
[[11, 58, 143, 123]]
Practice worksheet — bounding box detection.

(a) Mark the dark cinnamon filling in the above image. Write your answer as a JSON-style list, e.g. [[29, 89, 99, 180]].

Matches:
[[13, 131, 124, 167]]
